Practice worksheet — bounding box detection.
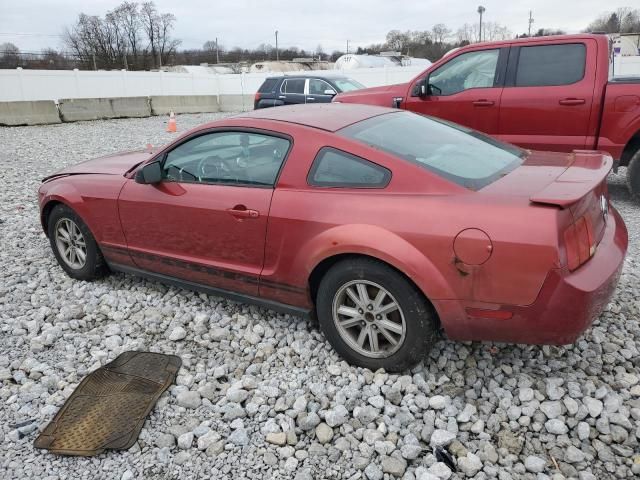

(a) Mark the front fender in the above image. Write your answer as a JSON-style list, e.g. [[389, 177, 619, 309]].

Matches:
[[39, 181, 87, 235], [299, 224, 456, 303]]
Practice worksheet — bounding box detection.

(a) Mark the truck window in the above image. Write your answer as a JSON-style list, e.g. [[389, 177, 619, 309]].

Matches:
[[428, 49, 500, 96], [515, 43, 586, 87]]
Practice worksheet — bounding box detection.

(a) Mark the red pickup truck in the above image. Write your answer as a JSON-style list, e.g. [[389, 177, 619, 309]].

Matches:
[[334, 34, 640, 197]]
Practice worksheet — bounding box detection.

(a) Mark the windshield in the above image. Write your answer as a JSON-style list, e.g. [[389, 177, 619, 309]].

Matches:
[[334, 78, 365, 92], [339, 111, 525, 190]]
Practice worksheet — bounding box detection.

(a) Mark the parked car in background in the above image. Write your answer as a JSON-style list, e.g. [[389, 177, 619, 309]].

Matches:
[[38, 104, 627, 372], [334, 34, 640, 199], [254, 75, 364, 109]]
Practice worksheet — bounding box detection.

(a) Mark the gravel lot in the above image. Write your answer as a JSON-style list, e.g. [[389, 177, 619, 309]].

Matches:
[[1, 113, 639, 480]]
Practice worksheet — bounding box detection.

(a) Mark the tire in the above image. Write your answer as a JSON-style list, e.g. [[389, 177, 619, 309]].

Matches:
[[627, 149, 640, 200], [47, 204, 108, 281], [316, 257, 438, 372]]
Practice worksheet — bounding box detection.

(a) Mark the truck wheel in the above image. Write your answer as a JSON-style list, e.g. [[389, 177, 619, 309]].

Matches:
[[316, 257, 439, 372], [627, 150, 640, 200]]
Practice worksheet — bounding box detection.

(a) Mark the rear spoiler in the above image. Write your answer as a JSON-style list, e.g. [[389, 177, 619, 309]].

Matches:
[[529, 151, 612, 208]]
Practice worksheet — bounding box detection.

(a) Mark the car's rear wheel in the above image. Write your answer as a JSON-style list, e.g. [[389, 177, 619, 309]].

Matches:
[[627, 149, 640, 200], [316, 257, 438, 372], [47, 204, 108, 281]]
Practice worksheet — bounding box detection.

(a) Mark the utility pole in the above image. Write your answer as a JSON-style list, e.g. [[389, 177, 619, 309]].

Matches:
[[215, 37, 219, 64], [157, 49, 162, 69], [477, 6, 485, 42], [275, 30, 279, 61], [528, 10, 534, 36], [92, 53, 97, 71], [123, 52, 128, 70], [346, 40, 350, 54]]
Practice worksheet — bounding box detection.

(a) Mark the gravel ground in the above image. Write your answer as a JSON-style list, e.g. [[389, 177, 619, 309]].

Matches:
[[1, 113, 639, 480]]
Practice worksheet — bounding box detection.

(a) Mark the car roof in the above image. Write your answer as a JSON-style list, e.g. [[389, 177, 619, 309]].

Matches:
[[236, 103, 394, 132], [266, 74, 352, 81]]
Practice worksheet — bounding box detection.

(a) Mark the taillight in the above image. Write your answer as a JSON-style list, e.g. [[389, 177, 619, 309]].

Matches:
[[563, 216, 595, 271], [254, 92, 261, 103]]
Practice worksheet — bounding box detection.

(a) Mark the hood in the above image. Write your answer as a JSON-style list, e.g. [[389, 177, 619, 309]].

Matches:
[[334, 83, 408, 107], [43, 149, 155, 181]]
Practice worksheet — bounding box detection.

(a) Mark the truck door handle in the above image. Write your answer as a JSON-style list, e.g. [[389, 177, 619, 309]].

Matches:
[[472, 99, 495, 107], [307, 97, 315, 101], [278, 95, 286, 99], [226, 205, 259, 219], [559, 98, 585, 106]]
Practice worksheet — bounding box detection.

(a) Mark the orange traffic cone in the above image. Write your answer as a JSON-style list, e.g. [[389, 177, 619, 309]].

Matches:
[[166, 111, 177, 133]]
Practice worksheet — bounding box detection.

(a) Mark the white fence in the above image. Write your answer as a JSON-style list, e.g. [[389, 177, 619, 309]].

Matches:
[[0, 66, 425, 103], [0, 56, 638, 103]]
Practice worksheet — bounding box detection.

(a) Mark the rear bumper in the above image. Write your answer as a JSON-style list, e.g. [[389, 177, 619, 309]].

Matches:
[[439, 205, 628, 344]]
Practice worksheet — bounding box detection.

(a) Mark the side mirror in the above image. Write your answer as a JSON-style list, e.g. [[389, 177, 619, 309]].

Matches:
[[135, 161, 162, 184], [420, 78, 428, 97], [324, 89, 337, 96]]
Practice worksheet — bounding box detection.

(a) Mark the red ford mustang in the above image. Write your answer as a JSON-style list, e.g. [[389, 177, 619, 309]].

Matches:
[[38, 104, 628, 371]]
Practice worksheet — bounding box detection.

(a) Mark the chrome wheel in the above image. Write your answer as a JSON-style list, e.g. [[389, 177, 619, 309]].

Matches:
[[332, 280, 406, 359], [54, 218, 87, 270]]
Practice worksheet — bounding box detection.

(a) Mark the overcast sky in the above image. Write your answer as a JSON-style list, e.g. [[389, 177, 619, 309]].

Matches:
[[0, 0, 633, 53]]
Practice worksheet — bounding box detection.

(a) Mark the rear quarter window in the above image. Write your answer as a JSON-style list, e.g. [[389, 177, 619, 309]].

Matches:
[[308, 147, 391, 188], [515, 43, 586, 87], [258, 78, 279, 93]]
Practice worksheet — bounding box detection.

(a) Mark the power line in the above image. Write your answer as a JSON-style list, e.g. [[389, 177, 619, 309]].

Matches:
[[0, 32, 63, 37]]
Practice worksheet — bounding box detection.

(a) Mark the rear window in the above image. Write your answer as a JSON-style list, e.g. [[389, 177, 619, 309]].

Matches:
[[339, 111, 525, 190], [515, 43, 586, 87], [258, 78, 279, 93]]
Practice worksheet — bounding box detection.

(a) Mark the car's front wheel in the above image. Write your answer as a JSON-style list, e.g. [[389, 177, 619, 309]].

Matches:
[[316, 257, 438, 372], [47, 204, 108, 281]]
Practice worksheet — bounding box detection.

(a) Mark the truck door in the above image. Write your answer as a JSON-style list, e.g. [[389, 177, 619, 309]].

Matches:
[[404, 47, 508, 134], [497, 40, 597, 152]]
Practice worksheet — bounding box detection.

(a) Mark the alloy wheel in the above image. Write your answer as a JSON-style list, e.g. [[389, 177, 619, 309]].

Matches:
[[54, 218, 87, 270], [332, 280, 406, 358]]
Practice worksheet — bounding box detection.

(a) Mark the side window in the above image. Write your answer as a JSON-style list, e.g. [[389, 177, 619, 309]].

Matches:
[[515, 43, 586, 87], [308, 147, 391, 188], [163, 131, 291, 186], [258, 78, 279, 93], [428, 49, 500, 96], [309, 79, 335, 95], [281, 78, 305, 94]]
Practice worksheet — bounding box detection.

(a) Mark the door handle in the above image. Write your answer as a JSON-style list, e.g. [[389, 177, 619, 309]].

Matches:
[[226, 205, 259, 219], [307, 97, 315, 101], [472, 99, 495, 107], [278, 95, 286, 99], [559, 98, 585, 106]]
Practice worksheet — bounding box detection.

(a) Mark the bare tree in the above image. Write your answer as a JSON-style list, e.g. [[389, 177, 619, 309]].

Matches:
[[483, 22, 512, 41], [456, 23, 479, 43], [431, 24, 451, 44], [0, 42, 20, 68], [385, 30, 411, 53]]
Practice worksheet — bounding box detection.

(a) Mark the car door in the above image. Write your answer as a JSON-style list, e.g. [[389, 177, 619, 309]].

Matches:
[[307, 78, 336, 104], [497, 41, 595, 152], [117, 130, 292, 297], [280, 78, 307, 105], [404, 48, 507, 134]]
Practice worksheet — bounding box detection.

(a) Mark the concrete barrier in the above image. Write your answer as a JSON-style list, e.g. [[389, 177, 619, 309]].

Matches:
[[0, 101, 60, 126], [58, 97, 150, 122], [150, 95, 220, 115], [219, 94, 255, 112]]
